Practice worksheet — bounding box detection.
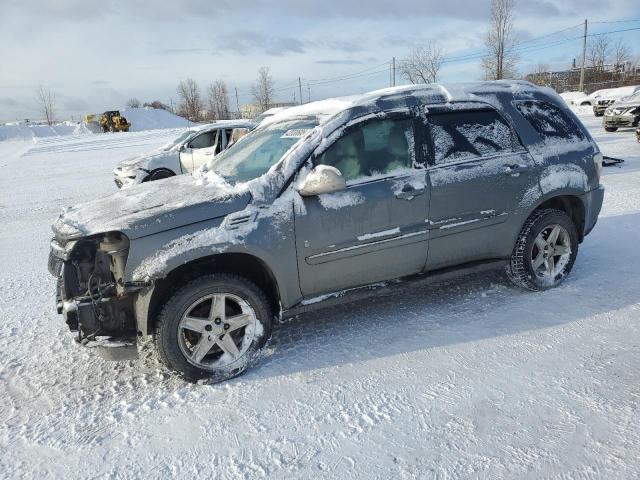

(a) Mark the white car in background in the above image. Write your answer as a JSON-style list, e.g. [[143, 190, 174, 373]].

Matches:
[[591, 85, 640, 116], [252, 106, 291, 125], [559, 91, 588, 106], [113, 120, 253, 188]]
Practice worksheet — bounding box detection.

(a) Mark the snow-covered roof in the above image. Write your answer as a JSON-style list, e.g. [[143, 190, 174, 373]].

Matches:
[[262, 81, 544, 128]]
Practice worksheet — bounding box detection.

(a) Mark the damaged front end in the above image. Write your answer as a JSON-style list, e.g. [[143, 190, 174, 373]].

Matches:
[[49, 227, 140, 360]]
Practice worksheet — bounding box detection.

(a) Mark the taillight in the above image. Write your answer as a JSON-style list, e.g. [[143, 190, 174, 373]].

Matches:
[[594, 152, 603, 183]]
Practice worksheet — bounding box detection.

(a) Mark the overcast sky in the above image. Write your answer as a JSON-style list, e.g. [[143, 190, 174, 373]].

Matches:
[[1, 0, 639, 122]]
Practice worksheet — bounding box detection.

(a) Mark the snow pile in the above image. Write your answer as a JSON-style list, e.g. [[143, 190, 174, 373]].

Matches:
[[0, 122, 91, 141], [119, 107, 191, 132]]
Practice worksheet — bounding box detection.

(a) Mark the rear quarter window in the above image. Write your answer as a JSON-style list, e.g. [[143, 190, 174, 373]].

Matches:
[[513, 100, 584, 141]]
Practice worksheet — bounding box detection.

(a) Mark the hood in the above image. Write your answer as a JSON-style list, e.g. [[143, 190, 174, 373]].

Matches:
[[117, 149, 176, 170], [609, 98, 640, 109], [53, 174, 252, 240]]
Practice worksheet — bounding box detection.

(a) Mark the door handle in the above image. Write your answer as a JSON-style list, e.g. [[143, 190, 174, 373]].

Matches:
[[504, 164, 527, 176], [204, 151, 214, 155], [396, 188, 426, 200]]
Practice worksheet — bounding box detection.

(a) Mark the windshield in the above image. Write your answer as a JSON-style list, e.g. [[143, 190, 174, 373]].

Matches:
[[204, 119, 318, 184], [162, 130, 196, 151]]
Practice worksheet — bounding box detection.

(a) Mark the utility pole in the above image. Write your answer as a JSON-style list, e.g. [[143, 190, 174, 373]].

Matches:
[[235, 87, 240, 119], [579, 19, 587, 92], [298, 77, 303, 105], [392, 57, 396, 87], [308, 86, 311, 103]]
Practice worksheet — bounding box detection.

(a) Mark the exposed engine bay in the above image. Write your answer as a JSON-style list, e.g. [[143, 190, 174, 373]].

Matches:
[[50, 232, 137, 344]]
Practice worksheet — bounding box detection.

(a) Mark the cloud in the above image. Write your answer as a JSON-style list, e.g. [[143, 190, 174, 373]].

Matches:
[[215, 32, 307, 56], [315, 59, 367, 65]]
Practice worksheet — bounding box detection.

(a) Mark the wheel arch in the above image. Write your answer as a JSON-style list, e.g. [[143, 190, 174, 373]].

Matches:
[[136, 252, 282, 337], [527, 192, 586, 242]]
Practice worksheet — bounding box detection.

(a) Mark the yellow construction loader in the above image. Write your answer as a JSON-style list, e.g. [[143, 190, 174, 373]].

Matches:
[[83, 111, 131, 133]]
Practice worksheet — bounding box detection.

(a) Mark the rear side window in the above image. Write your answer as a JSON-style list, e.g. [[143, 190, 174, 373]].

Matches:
[[429, 110, 519, 165], [514, 101, 583, 141]]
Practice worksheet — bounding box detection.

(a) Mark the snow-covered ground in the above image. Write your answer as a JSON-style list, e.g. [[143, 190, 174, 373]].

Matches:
[[0, 112, 639, 479]]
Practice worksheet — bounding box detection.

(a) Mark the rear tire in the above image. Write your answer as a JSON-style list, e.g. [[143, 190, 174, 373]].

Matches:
[[506, 209, 578, 291], [604, 127, 618, 132], [153, 274, 273, 383]]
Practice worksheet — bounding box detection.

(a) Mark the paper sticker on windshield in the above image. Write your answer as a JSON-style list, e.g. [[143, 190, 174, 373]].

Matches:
[[281, 129, 312, 139]]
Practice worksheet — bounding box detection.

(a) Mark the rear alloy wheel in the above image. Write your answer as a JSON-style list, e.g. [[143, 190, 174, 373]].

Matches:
[[506, 209, 578, 291], [154, 274, 272, 383]]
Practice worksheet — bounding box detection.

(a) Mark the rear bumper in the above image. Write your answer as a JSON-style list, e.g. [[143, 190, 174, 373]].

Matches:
[[581, 185, 605, 237]]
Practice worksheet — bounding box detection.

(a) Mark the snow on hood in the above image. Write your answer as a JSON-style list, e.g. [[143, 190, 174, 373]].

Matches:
[[54, 174, 251, 240], [117, 149, 176, 170]]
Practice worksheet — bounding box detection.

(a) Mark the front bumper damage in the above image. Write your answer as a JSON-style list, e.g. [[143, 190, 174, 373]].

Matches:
[[113, 166, 148, 189], [49, 233, 142, 361]]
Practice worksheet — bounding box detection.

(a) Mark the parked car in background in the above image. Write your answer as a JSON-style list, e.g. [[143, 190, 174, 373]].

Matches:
[[113, 120, 253, 188], [592, 85, 640, 116], [603, 92, 640, 132], [559, 91, 588, 106], [50, 81, 604, 382]]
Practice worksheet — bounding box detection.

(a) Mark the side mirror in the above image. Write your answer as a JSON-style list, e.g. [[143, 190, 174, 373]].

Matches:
[[179, 144, 186, 152], [298, 165, 346, 197]]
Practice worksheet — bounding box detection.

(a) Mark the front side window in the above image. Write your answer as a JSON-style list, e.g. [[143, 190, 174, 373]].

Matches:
[[316, 118, 414, 182], [189, 130, 217, 149], [429, 110, 517, 165], [514, 101, 583, 141]]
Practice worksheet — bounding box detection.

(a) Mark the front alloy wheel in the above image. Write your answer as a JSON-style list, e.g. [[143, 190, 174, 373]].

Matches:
[[154, 274, 272, 382], [178, 293, 259, 369]]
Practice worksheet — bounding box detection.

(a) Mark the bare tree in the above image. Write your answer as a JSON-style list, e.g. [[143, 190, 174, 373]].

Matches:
[[612, 38, 631, 73], [208, 80, 231, 120], [126, 98, 141, 108], [36, 84, 56, 126], [251, 67, 274, 112], [587, 35, 611, 71], [526, 63, 550, 86], [399, 41, 446, 84], [176, 78, 204, 121], [143, 100, 170, 111], [481, 0, 518, 80]]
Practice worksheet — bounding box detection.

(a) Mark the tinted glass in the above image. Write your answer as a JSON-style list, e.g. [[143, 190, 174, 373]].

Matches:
[[316, 118, 414, 182], [189, 131, 217, 149], [514, 101, 583, 141], [429, 110, 517, 165]]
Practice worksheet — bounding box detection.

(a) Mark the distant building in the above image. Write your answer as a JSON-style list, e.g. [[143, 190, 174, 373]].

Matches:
[[240, 102, 297, 119]]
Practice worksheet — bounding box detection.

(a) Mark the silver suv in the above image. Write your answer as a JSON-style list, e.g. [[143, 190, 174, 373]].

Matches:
[[49, 81, 604, 382]]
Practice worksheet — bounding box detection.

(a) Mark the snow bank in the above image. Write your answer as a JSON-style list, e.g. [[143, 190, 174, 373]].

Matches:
[[120, 107, 191, 132], [0, 122, 91, 141]]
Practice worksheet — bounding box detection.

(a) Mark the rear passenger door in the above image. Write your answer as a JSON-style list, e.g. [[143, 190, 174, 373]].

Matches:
[[423, 105, 537, 270]]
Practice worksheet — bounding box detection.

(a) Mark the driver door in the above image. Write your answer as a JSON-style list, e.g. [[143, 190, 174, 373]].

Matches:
[[294, 114, 430, 297], [179, 130, 219, 173]]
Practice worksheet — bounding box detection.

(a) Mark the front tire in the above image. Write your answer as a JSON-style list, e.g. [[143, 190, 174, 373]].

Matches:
[[604, 127, 618, 132], [154, 274, 272, 383], [143, 169, 175, 182], [506, 209, 578, 291]]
